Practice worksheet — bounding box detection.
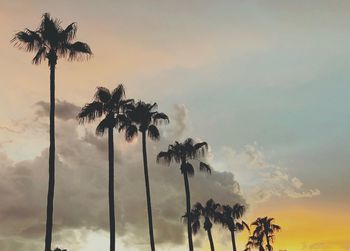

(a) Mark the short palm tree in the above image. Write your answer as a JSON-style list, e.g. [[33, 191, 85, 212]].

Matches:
[[244, 234, 265, 251], [219, 204, 249, 251], [157, 138, 211, 251], [122, 101, 169, 251], [77, 85, 130, 251], [188, 199, 221, 251], [248, 217, 281, 251], [12, 13, 92, 251]]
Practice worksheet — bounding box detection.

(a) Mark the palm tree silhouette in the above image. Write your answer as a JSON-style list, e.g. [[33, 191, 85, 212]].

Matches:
[[121, 101, 169, 251], [219, 204, 249, 251], [77, 85, 130, 251], [157, 138, 211, 251], [187, 199, 221, 251], [244, 234, 265, 251], [247, 217, 281, 251], [11, 13, 92, 251]]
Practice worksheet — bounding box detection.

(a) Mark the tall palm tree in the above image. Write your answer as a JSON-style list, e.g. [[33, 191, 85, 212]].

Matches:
[[219, 204, 250, 251], [248, 217, 281, 251], [188, 199, 221, 251], [157, 138, 211, 251], [77, 85, 130, 251], [12, 13, 92, 251], [122, 101, 169, 251]]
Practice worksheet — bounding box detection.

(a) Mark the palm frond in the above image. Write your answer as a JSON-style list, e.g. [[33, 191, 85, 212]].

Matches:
[[77, 101, 104, 123], [96, 117, 110, 136], [11, 29, 43, 52], [111, 84, 125, 104], [192, 217, 200, 235], [184, 138, 195, 147], [120, 99, 134, 112], [194, 202, 204, 211], [194, 141, 208, 151], [67, 41, 92, 61], [125, 124, 138, 142], [232, 203, 245, 219], [152, 112, 169, 125], [149, 102, 158, 112], [32, 46, 47, 64], [199, 162, 211, 174], [236, 222, 245, 231], [193, 141, 208, 158], [95, 87, 111, 103], [116, 114, 128, 131], [272, 224, 281, 232], [147, 124, 160, 141], [61, 22, 77, 41], [156, 151, 173, 164], [242, 220, 250, 232]]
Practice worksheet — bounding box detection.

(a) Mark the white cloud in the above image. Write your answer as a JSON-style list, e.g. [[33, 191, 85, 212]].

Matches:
[[213, 143, 320, 203]]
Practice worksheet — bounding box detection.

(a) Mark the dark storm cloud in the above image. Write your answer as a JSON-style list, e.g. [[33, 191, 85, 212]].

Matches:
[[0, 102, 245, 251]]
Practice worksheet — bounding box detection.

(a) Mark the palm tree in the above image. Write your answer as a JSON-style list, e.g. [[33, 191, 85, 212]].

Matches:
[[122, 101, 169, 251], [77, 85, 130, 251], [157, 138, 211, 251], [188, 199, 221, 251], [219, 204, 250, 251], [248, 217, 281, 251], [12, 13, 92, 251], [244, 234, 265, 251]]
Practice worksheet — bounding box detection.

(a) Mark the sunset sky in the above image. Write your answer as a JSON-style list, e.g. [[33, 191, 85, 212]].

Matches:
[[1, 1, 350, 251]]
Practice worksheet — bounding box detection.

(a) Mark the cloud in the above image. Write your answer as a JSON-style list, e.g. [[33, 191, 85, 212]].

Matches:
[[0, 101, 245, 251], [214, 143, 320, 203], [35, 100, 81, 121]]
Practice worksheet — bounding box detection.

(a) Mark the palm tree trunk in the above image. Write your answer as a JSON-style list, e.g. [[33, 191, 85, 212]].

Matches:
[[265, 233, 272, 251], [207, 229, 215, 251], [230, 230, 237, 251], [108, 127, 115, 251], [44, 63, 55, 251], [142, 132, 156, 251], [182, 167, 193, 251]]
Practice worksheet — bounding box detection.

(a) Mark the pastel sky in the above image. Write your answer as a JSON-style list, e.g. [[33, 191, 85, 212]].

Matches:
[[0, 1, 349, 251]]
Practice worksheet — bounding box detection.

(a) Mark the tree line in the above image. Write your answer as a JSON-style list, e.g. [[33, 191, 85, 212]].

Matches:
[[11, 13, 281, 251]]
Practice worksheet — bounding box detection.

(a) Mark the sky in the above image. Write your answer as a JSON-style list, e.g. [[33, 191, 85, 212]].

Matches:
[[0, 0, 350, 250]]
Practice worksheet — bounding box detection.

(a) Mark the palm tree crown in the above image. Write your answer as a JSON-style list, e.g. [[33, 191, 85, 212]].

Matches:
[[247, 217, 281, 251], [12, 13, 92, 65], [77, 85, 131, 133], [220, 203, 249, 233], [122, 100, 169, 141], [190, 199, 221, 233], [156, 137, 211, 175]]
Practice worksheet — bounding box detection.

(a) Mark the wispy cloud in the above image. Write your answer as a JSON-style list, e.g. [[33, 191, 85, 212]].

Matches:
[[213, 143, 320, 203]]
